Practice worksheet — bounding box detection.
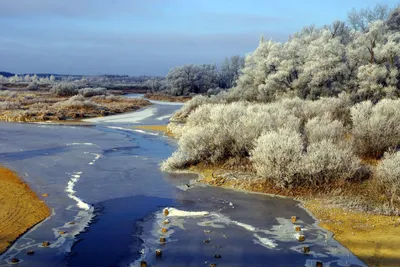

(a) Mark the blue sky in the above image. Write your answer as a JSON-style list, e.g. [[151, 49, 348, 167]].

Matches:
[[0, 0, 398, 75]]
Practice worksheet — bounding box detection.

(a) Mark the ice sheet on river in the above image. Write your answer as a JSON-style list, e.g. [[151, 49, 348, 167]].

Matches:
[[83, 107, 156, 123]]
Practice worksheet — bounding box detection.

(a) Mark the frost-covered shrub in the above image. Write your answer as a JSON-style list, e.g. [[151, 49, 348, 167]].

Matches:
[[0, 101, 21, 110], [375, 150, 400, 205], [0, 91, 17, 98], [161, 125, 219, 170], [279, 95, 352, 125], [165, 101, 302, 170], [301, 139, 360, 185], [250, 129, 303, 188], [51, 82, 79, 96], [161, 151, 190, 171], [78, 87, 107, 97], [171, 95, 225, 122], [351, 99, 400, 157], [53, 95, 98, 109], [171, 95, 210, 122], [305, 113, 347, 144], [301, 96, 352, 123], [26, 81, 40, 90]]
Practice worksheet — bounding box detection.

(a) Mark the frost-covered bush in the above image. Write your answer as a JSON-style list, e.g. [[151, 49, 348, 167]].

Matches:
[[0, 101, 21, 110], [161, 125, 219, 170], [301, 139, 360, 185], [375, 150, 400, 205], [351, 99, 400, 157], [164, 101, 302, 170], [301, 95, 352, 123], [53, 95, 98, 109], [26, 81, 40, 90], [279, 95, 352, 124], [0, 91, 17, 98], [51, 82, 79, 96], [305, 114, 347, 144], [78, 87, 108, 97], [171, 95, 224, 122], [161, 151, 190, 171], [250, 129, 303, 188]]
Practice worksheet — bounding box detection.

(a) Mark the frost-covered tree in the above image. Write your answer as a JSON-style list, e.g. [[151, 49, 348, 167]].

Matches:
[[144, 78, 166, 92], [219, 55, 245, 89], [387, 7, 400, 31], [24, 74, 32, 82], [166, 64, 219, 96], [348, 4, 392, 31], [0, 75, 7, 84], [9, 75, 21, 83]]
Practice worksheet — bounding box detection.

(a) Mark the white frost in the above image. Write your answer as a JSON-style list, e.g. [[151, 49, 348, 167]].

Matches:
[[166, 208, 209, 217], [253, 233, 277, 248]]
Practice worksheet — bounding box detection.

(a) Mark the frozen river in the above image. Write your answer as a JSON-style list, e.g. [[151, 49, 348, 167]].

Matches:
[[0, 95, 366, 267]]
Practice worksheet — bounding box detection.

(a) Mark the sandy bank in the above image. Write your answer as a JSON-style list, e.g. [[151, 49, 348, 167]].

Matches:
[[0, 167, 50, 254], [305, 199, 400, 267], [135, 125, 172, 136]]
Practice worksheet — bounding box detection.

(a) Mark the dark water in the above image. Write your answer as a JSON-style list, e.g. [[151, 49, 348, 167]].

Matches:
[[0, 97, 366, 267]]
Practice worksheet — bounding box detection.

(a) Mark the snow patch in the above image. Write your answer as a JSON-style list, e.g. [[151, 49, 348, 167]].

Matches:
[[253, 233, 277, 248], [67, 143, 95, 146], [166, 208, 209, 217], [65, 171, 91, 211]]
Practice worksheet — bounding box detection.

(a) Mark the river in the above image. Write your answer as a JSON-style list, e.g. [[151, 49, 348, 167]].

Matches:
[[0, 95, 366, 267]]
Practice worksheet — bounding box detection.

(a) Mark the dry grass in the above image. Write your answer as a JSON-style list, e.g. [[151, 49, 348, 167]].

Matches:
[[135, 125, 175, 137], [0, 166, 50, 253], [305, 199, 400, 267], [0, 90, 151, 122], [144, 93, 192, 103]]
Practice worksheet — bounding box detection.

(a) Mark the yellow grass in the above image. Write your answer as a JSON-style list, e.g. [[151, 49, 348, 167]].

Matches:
[[135, 125, 175, 137], [0, 167, 50, 253], [304, 199, 400, 267]]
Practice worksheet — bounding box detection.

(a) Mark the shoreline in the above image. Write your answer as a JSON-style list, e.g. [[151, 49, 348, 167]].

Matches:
[[0, 166, 50, 254], [143, 123, 400, 267]]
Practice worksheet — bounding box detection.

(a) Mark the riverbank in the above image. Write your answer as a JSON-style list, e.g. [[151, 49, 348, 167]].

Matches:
[[145, 123, 400, 267], [188, 166, 400, 267], [0, 90, 151, 122], [0, 166, 50, 253]]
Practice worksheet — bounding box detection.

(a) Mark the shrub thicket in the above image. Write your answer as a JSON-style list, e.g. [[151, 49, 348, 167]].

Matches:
[[163, 97, 400, 189], [351, 99, 400, 157], [375, 151, 400, 206], [51, 82, 79, 96], [78, 87, 108, 97]]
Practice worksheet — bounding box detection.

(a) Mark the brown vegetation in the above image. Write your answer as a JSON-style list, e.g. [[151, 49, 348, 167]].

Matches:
[[144, 93, 192, 103], [0, 90, 151, 122], [0, 166, 50, 253]]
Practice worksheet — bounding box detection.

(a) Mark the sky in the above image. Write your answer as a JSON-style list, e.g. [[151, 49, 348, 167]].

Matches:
[[0, 0, 398, 76]]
